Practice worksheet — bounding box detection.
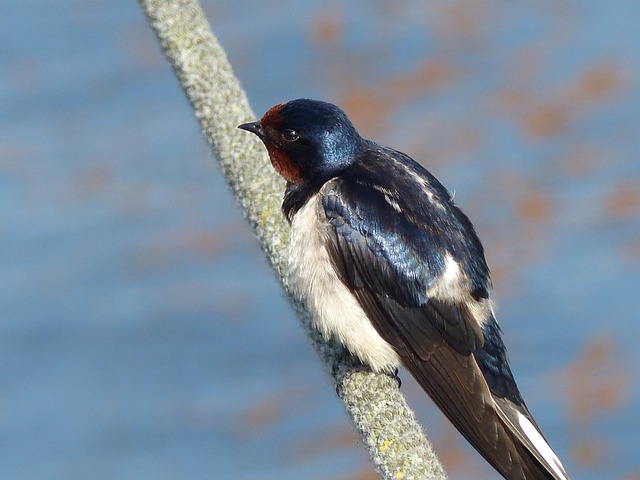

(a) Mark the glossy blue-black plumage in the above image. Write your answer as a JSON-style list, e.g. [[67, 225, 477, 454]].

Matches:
[[318, 146, 515, 371], [331, 145, 490, 301], [276, 100, 363, 184], [281, 102, 520, 404], [241, 99, 569, 480]]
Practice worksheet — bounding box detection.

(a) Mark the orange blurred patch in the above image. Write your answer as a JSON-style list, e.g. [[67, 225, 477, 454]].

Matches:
[[491, 88, 530, 117], [237, 385, 315, 435], [335, 466, 378, 480], [572, 437, 607, 468], [516, 188, 551, 223], [64, 165, 111, 201], [127, 228, 229, 274], [604, 182, 640, 220], [561, 336, 628, 425], [339, 86, 396, 137], [492, 62, 624, 141], [284, 423, 359, 463], [573, 66, 621, 102], [523, 102, 570, 139], [431, 0, 489, 42], [435, 427, 473, 474], [338, 58, 458, 138], [556, 144, 599, 178], [387, 59, 457, 98], [480, 172, 553, 276], [312, 9, 344, 46], [554, 336, 629, 470], [433, 426, 496, 479], [245, 396, 282, 430]]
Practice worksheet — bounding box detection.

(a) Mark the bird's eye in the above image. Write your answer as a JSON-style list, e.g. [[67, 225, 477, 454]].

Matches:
[[282, 129, 299, 142]]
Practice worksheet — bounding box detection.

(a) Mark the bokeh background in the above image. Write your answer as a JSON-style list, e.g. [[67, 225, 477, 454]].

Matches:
[[2, 1, 639, 479]]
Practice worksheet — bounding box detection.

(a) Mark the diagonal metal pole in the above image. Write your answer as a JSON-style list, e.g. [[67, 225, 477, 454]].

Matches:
[[138, 1, 447, 478]]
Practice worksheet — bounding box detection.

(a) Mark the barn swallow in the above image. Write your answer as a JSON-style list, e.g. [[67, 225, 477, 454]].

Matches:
[[239, 99, 570, 480]]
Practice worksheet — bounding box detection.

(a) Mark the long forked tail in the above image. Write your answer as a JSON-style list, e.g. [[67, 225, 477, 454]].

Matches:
[[402, 345, 570, 480]]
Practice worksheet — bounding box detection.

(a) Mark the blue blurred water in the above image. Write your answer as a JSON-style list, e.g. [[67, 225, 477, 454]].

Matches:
[[1, 1, 639, 479]]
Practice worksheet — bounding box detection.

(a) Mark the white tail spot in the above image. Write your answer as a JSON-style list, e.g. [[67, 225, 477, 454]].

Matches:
[[516, 411, 569, 480]]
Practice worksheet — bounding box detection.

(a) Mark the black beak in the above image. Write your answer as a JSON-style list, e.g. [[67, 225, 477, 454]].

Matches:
[[238, 121, 264, 138]]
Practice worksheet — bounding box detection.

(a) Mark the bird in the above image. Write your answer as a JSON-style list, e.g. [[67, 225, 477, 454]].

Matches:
[[238, 99, 570, 480]]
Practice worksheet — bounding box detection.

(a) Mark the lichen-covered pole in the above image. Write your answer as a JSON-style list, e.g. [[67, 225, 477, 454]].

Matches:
[[138, 1, 447, 478]]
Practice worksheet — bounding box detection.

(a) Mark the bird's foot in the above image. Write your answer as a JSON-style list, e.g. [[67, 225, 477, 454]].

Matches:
[[387, 367, 402, 388]]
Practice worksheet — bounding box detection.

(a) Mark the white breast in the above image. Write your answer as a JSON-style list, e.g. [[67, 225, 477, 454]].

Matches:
[[287, 194, 401, 373]]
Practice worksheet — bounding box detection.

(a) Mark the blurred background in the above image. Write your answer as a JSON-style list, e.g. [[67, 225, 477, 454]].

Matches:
[[1, 1, 639, 479]]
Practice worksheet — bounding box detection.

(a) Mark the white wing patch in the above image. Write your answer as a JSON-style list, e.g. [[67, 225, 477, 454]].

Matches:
[[287, 194, 401, 373], [426, 254, 493, 328], [380, 149, 442, 207], [370, 184, 402, 213]]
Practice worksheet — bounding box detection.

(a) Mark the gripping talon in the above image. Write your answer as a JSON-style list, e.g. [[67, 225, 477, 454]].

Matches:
[[390, 368, 401, 388]]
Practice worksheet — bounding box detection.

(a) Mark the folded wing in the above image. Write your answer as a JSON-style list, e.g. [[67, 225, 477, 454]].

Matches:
[[320, 164, 569, 480]]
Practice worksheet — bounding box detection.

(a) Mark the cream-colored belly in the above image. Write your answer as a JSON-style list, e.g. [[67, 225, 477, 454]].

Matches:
[[287, 194, 401, 373]]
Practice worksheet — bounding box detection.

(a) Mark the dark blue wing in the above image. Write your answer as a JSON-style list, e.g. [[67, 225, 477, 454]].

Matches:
[[320, 147, 567, 479], [322, 146, 491, 355]]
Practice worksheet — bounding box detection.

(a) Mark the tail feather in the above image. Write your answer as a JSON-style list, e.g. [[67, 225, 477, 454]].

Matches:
[[493, 397, 570, 480], [402, 345, 570, 480]]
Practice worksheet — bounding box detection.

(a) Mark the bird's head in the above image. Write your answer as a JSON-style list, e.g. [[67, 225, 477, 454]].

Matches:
[[238, 99, 364, 185]]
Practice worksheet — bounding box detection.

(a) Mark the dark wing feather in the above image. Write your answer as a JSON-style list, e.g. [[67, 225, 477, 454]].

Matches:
[[322, 153, 488, 353], [352, 284, 559, 480], [320, 152, 568, 480]]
